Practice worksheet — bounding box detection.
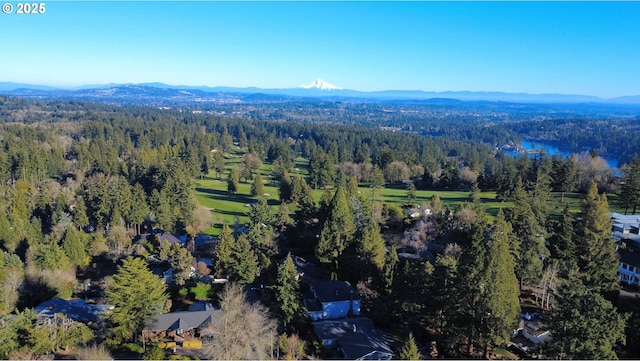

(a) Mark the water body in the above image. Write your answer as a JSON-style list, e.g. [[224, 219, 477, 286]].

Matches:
[[504, 140, 620, 173]]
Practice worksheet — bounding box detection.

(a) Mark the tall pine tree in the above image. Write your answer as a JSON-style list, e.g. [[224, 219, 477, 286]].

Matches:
[[315, 186, 355, 274], [481, 210, 521, 357], [507, 179, 548, 289], [575, 181, 618, 294], [275, 253, 300, 327], [549, 204, 576, 269]]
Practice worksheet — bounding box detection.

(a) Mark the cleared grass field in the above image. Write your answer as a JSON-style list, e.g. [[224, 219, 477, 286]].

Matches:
[[196, 150, 624, 236]]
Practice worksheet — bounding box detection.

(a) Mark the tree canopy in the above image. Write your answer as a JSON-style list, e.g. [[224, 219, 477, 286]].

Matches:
[[105, 257, 167, 343]]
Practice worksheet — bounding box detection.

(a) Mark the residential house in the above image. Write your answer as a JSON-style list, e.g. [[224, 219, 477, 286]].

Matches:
[[35, 298, 114, 326], [611, 213, 640, 247], [304, 280, 360, 321], [312, 317, 393, 360], [611, 213, 640, 235], [618, 247, 640, 286], [157, 233, 185, 246], [521, 320, 550, 345], [144, 309, 223, 341]]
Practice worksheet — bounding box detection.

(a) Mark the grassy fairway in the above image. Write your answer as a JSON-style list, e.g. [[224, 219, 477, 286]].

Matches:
[[195, 151, 623, 236], [195, 172, 511, 236]]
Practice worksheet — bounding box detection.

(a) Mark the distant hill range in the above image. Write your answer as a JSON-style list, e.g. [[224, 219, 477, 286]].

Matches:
[[1, 81, 639, 105]]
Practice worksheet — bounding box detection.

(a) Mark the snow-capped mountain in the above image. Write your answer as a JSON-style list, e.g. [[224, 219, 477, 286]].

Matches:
[[299, 78, 342, 90]]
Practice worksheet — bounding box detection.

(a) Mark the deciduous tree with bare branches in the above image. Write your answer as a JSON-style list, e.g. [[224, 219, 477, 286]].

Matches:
[[203, 283, 276, 360]]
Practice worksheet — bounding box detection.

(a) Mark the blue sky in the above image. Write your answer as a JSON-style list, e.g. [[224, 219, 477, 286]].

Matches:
[[1, 1, 639, 98]]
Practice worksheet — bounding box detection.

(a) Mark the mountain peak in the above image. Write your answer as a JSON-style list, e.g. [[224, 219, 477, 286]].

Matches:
[[300, 78, 342, 90]]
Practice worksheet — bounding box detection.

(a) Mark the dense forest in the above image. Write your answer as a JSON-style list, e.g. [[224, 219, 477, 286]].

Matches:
[[0, 95, 639, 359]]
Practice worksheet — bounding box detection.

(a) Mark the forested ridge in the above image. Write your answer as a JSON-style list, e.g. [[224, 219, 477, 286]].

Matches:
[[0, 95, 639, 359]]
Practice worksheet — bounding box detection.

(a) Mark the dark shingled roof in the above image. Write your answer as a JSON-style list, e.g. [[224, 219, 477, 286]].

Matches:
[[188, 301, 218, 312], [619, 248, 640, 268], [311, 280, 360, 303], [303, 289, 323, 311]]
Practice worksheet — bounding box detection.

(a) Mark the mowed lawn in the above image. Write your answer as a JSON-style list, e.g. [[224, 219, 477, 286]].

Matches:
[[195, 150, 624, 236]]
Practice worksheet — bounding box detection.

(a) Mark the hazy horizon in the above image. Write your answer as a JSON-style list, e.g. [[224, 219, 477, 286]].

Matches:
[[1, 2, 639, 98]]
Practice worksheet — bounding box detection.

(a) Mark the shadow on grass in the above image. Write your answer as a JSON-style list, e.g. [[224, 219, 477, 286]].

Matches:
[[215, 209, 247, 218], [386, 194, 472, 204], [196, 187, 254, 205]]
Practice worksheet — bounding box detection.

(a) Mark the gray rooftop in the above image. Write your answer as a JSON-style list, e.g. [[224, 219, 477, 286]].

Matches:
[[147, 309, 223, 333], [312, 318, 393, 359], [35, 298, 114, 323]]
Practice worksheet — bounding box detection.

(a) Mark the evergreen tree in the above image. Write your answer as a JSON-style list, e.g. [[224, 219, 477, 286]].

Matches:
[[106, 257, 167, 343], [406, 182, 417, 206], [227, 167, 239, 194], [230, 234, 258, 285], [72, 195, 89, 230], [150, 189, 171, 231], [309, 148, 335, 189], [250, 173, 265, 198], [399, 333, 421, 360], [246, 196, 276, 263], [130, 184, 149, 235], [211, 150, 226, 179], [356, 221, 386, 273], [110, 176, 133, 228], [214, 224, 234, 278], [291, 176, 316, 225], [430, 194, 443, 214], [33, 242, 71, 271], [248, 196, 273, 229], [346, 175, 360, 199], [549, 204, 576, 268], [496, 157, 517, 201], [317, 189, 333, 224], [544, 271, 627, 360], [429, 251, 459, 354], [274, 202, 292, 232], [575, 181, 618, 294], [508, 179, 548, 289], [482, 210, 520, 356], [0, 209, 19, 252], [315, 186, 355, 273], [169, 244, 194, 286], [278, 170, 293, 203], [62, 226, 89, 269], [380, 246, 399, 297], [275, 253, 300, 327], [551, 154, 576, 202], [455, 216, 489, 356], [529, 166, 553, 230], [620, 154, 640, 214]]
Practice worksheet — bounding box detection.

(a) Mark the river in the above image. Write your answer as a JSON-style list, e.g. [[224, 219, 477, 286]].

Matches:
[[504, 140, 620, 173]]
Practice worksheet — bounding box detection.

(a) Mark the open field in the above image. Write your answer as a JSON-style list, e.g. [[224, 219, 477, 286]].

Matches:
[[195, 150, 624, 236]]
